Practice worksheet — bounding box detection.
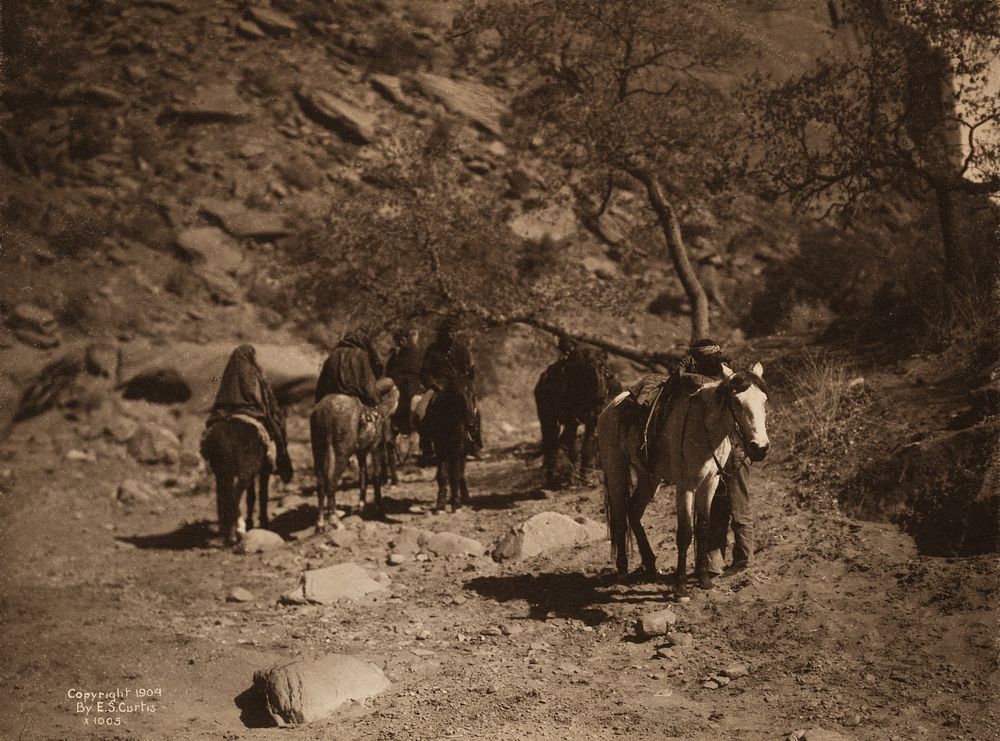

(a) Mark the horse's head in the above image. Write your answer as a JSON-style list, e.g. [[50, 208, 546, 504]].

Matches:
[[721, 362, 770, 462]]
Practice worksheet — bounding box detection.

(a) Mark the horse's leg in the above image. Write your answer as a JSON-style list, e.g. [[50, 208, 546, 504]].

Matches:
[[579, 418, 596, 476], [216, 473, 239, 546], [371, 444, 385, 518], [539, 405, 559, 486], [387, 430, 400, 486], [694, 474, 720, 590], [433, 455, 448, 512], [258, 460, 271, 531], [311, 425, 330, 533], [328, 450, 347, 529], [628, 472, 658, 578], [675, 485, 695, 597], [245, 476, 256, 531], [448, 451, 462, 510], [561, 421, 579, 473], [458, 453, 470, 505], [357, 451, 368, 514], [598, 436, 631, 576]]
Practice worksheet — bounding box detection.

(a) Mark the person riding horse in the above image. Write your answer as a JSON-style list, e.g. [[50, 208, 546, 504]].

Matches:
[[676, 339, 755, 575], [385, 327, 423, 436], [205, 344, 293, 483], [315, 329, 382, 408], [420, 317, 483, 458]]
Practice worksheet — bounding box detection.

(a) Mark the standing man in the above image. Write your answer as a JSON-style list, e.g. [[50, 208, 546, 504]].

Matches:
[[420, 317, 483, 456], [676, 338, 755, 576]]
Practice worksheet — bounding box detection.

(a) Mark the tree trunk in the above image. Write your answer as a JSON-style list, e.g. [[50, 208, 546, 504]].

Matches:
[[627, 166, 711, 340]]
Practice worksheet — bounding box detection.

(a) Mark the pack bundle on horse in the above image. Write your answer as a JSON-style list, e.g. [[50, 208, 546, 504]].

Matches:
[[535, 345, 622, 487], [310, 378, 399, 530], [201, 344, 292, 546], [597, 363, 770, 596]]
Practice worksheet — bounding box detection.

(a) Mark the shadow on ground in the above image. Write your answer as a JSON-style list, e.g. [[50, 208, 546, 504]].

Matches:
[[234, 683, 277, 729], [118, 520, 217, 550], [465, 571, 671, 625]]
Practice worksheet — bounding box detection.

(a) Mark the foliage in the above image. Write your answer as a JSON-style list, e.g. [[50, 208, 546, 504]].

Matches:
[[459, 0, 753, 338], [742, 0, 1000, 283], [283, 134, 635, 335]]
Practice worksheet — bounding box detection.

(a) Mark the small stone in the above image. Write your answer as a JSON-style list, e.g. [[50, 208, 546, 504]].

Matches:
[[665, 632, 692, 648], [329, 529, 357, 548], [500, 623, 522, 636], [654, 647, 673, 659], [388, 553, 408, 566], [702, 680, 720, 690], [235, 19, 266, 39], [407, 504, 426, 514], [721, 663, 749, 679], [842, 715, 861, 727], [482, 626, 503, 637], [65, 449, 95, 462], [636, 609, 678, 638], [296, 87, 377, 144], [247, 6, 298, 34], [415, 553, 429, 562], [115, 479, 161, 505], [713, 675, 731, 687], [227, 587, 255, 602], [239, 529, 285, 554], [451, 594, 467, 605], [415, 629, 431, 640]]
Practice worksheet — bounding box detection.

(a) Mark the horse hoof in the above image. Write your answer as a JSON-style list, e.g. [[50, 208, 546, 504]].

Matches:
[[697, 574, 715, 590], [674, 584, 689, 599]]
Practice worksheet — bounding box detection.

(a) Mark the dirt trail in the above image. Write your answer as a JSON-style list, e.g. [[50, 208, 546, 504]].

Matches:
[[1, 405, 998, 741]]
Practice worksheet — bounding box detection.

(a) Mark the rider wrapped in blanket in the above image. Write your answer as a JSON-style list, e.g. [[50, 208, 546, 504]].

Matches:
[[205, 344, 293, 482], [315, 327, 397, 420], [629, 338, 754, 575], [419, 317, 483, 458]]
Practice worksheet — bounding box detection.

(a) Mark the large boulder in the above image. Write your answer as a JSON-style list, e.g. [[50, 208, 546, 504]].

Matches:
[[239, 529, 285, 554], [282, 563, 388, 605], [492, 512, 606, 561], [174, 227, 244, 274], [254, 654, 390, 725]]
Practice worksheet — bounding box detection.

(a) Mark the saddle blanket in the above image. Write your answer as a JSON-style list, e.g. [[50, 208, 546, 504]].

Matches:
[[202, 413, 276, 468]]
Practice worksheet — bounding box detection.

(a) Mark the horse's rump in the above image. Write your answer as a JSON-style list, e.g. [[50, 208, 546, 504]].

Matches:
[[201, 416, 270, 478]]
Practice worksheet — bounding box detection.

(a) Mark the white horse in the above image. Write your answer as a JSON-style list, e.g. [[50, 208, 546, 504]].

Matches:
[[597, 364, 770, 596]]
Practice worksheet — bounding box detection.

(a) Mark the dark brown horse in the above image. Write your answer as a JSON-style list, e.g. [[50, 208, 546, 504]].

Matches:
[[423, 379, 474, 512], [200, 417, 273, 545], [535, 346, 621, 487]]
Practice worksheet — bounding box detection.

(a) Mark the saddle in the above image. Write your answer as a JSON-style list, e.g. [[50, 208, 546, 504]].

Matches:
[[623, 372, 714, 466]]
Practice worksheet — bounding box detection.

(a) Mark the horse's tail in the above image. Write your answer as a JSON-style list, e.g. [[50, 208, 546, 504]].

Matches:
[[597, 394, 631, 566]]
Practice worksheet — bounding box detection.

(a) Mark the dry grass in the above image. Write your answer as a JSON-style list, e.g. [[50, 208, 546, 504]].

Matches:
[[775, 351, 860, 456]]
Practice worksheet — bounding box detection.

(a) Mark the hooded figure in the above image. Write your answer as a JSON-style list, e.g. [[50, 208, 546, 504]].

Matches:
[[315, 329, 381, 407], [207, 344, 293, 482]]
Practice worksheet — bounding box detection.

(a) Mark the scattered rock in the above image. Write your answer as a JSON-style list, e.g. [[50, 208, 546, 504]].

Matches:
[[329, 529, 357, 548], [66, 449, 96, 462], [197, 198, 289, 241], [713, 675, 731, 687], [721, 663, 749, 679], [254, 654, 390, 725], [482, 626, 503, 637], [227, 587, 255, 602], [370, 74, 407, 105], [665, 632, 693, 648], [390, 527, 425, 556], [492, 511, 605, 561], [174, 227, 243, 274], [239, 529, 285, 554], [410, 72, 507, 136], [127, 423, 180, 464], [421, 531, 485, 557], [115, 479, 161, 505], [247, 6, 297, 35], [702, 679, 720, 690], [121, 368, 192, 404], [235, 19, 266, 39], [636, 609, 678, 638], [387, 553, 408, 566], [73, 84, 128, 107], [296, 87, 377, 144], [105, 416, 139, 443], [161, 83, 252, 123], [283, 563, 388, 605], [10, 303, 58, 337], [794, 730, 851, 741]]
